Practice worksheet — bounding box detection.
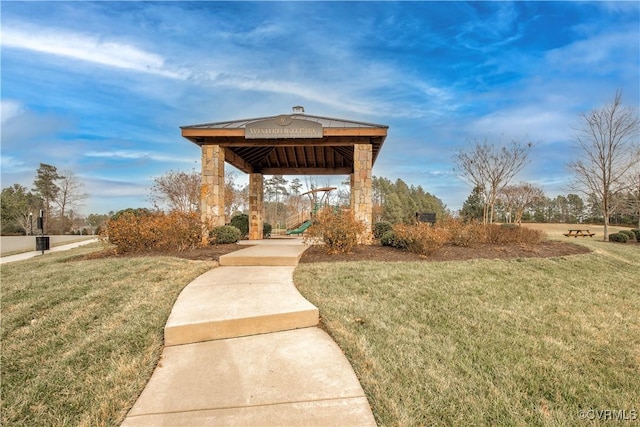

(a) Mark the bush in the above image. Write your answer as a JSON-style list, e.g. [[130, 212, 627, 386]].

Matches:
[[209, 225, 241, 244], [229, 214, 249, 238], [373, 221, 393, 239], [609, 232, 629, 243], [306, 207, 365, 254], [393, 223, 448, 256], [380, 230, 407, 249], [104, 211, 201, 254], [485, 224, 544, 245], [619, 230, 635, 239], [110, 207, 152, 221], [440, 218, 486, 247], [631, 229, 640, 241], [263, 222, 272, 238]]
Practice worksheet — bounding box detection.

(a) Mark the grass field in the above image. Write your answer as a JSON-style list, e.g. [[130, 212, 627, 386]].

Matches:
[[294, 230, 640, 426], [0, 244, 216, 426], [2, 225, 638, 426]]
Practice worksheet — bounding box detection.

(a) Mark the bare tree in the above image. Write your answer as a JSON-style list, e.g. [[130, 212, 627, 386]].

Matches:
[[455, 139, 533, 224], [56, 171, 89, 232], [500, 182, 545, 225], [150, 170, 200, 214], [623, 163, 640, 228], [224, 170, 246, 218], [568, 91, 640, 240]]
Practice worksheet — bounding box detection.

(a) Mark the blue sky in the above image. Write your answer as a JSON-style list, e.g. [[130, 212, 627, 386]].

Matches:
[[1, 1, 639, 215]]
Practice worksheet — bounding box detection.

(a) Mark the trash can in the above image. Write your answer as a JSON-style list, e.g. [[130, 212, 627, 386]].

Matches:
[[36, 236, 50, 251]]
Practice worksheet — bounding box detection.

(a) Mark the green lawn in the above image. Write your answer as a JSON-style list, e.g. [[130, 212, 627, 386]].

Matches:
[[1, 244, 216, 426], [294, 239, 640, 426]]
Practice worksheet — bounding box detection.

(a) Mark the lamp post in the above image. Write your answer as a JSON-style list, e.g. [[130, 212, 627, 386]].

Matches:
[[29, 212, 33, 236]]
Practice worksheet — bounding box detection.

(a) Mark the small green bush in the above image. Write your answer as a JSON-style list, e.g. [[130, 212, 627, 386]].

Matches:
[[609, 232, 629, 243], [619, 230, 635, 239], [380, 230, 407, 249], [631, 229, 640, 241], [209, 225, 241, 244], [373, 221, 393, 239], [229, 214, 249, 238], [263, 222, 272, 237]]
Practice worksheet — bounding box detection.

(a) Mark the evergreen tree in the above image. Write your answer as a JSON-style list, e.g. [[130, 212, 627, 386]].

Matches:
[[32, 163, 61, 232], [460, 186, 484, 222]]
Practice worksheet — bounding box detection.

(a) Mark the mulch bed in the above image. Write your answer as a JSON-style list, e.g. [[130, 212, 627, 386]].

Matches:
[[81, 241, 590, 263], [299, 241, 591, 263]]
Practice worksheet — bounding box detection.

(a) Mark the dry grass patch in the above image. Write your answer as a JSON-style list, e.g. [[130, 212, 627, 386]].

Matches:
[[294, 239, 640, 426], [1, 244, 215, 426]]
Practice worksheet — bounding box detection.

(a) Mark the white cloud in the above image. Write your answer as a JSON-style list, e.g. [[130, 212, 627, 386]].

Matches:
[[0, 100, 24, 125], [0, 155, 28, 173], [85, 150, 194, 164], [1, 25, 185, 79]]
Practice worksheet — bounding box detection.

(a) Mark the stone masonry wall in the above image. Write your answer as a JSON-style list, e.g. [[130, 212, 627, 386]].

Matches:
[[201, 145, 225, 242], [351, 143, 373, 243], [249, 173, 264, 240]]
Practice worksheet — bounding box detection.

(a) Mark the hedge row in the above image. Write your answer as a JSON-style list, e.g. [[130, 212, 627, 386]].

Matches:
[[104, 211, 201, 253], [379, 220, 544, 255]]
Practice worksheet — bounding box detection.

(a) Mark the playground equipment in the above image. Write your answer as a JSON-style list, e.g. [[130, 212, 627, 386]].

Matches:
[[285, 187, 336, 235]]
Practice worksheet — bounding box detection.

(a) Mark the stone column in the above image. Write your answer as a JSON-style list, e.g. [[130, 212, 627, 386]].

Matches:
[[201, 145, 225, 244], [351, 143, 373, 243], [248, 173, 264, 240]]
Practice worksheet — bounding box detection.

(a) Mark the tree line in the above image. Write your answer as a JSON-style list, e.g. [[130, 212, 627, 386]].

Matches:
[[454, 90, 639, 239], [1, 163, 90, 235]]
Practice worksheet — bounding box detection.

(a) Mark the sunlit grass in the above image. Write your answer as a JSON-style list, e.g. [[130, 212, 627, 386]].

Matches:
[[1, 244, 216, 426], [294, 238, 640, 426]]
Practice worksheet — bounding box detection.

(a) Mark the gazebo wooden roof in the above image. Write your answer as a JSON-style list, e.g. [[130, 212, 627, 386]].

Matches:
[[181, 112, 388, 175]]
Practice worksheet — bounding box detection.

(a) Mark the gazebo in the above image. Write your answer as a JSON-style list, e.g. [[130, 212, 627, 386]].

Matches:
[[181, 107, 388, 242]]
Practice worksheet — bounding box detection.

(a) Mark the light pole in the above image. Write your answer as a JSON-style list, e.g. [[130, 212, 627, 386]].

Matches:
[[29, 212, 33, 236]]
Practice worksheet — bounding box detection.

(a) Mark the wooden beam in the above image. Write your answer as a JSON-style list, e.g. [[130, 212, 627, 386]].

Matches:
[[218, 138, 365, 147], [182, 128, 245, 138], [224, 150, 254, 174], [261, 167, 353, 175]]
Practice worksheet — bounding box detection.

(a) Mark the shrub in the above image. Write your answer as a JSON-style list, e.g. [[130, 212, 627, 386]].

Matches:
[[485, 224, 543, 245], [380, 230, 407, 249], [631, 229, 640, 241], [440, 218, 486, 247], [104, 211, 201, 253], [619, 230, 635, 239], [609, 232, 629, 243], [263, 222, 272, 238], [393, 223, 448, 256], [229, 214, 249, 238], [209, 225, 241, 244], [373, 221, 393, 239], [306, 207, 365, 254], [110, 207, 152, 221]]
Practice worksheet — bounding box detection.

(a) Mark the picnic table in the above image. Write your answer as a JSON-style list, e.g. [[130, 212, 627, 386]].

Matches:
[[563, 229, 595, 237]]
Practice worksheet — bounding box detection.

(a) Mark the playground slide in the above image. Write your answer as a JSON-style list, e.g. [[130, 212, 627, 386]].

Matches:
[[286, 220, 313, 235]]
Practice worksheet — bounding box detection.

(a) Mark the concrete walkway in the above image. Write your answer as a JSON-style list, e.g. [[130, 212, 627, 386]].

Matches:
[[0, 238, 99, 264], [121, 238, 376, 427]]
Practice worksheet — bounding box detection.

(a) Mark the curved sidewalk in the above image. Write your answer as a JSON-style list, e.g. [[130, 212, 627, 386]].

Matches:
[[121, 239, 376, 427]]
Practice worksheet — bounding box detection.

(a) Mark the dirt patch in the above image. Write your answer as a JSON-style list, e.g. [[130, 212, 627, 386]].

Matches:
[[299, 241, 591, 263]]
